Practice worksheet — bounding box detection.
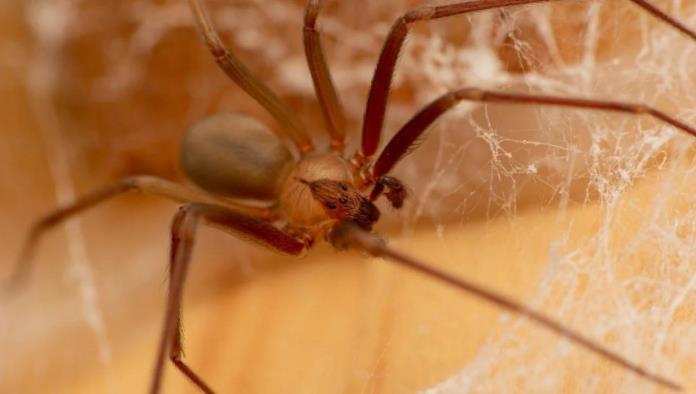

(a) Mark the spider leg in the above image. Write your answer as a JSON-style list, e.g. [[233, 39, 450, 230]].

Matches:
[[164, 208, 213, 394], [372, 88, 696, 177], [150, 203, 307, 394], [328, 222, 683, 392], [187, 0, 314, 154], [356, 0, 696, 165], [4, 175, 276, 291], [304, 0, 347, 153]]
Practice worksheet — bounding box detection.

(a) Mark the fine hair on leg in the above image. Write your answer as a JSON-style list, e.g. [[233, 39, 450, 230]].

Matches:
[[149, 203, 306, 394], [356, 0, 696, 164], [303, 0, 347, 153], [372, 89, 696, 178], [3, 175, 276, 291], [187, 0, 315, 154]]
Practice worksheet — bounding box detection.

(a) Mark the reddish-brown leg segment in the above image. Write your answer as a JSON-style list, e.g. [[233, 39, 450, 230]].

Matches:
[[304, 0, 347, 153], [329, 222, 682, 391], [3, 175, 276, 291], [150, 203, 306, 394], [372, 88, 696, 177], [187, 0, 314, 154], [357, 0, 696, 163]]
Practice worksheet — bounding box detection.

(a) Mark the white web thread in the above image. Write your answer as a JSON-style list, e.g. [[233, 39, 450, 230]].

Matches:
[[26, 1, 115, 393]]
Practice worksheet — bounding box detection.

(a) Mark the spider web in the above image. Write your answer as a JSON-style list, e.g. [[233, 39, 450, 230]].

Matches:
[[6, 0, 696, 393], [411, 1, 696, 393]]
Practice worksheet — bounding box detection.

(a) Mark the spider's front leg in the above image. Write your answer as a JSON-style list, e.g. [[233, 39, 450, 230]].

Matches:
[[329, 222, 683, 392], [150, 203, 308, 394], [371, 89, 696, 178], [356, 0, 696, 167]]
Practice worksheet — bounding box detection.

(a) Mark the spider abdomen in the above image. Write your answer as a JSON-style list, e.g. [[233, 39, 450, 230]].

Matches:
[[180, 112, 293, 200]]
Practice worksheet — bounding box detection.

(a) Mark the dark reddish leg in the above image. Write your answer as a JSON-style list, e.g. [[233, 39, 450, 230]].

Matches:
[[150, 204, 307, 394], [304, 0, 347, 153], [329, 222, 682, 392], [166, 209, 214, 394], [187, 0, 314, 154], [149, 206, 208, 394], [3, 175, 276, 291], [357, 0, 696, 164], [372, 88, 696, 177]]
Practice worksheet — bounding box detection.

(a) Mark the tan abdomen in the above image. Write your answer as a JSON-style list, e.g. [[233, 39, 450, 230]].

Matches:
[[279, 154, 353, 226], [180, 113, 293, 200]]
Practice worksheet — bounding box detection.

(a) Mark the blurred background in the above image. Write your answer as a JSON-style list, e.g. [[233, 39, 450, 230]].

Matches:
[[2, 0, 696, 393]]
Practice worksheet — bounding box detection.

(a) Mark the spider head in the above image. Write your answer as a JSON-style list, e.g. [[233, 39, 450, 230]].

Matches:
[[299, 178, 380, 231]]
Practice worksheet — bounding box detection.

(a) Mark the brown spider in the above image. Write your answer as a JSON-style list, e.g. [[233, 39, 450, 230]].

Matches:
[[7, 0, 696, 392]]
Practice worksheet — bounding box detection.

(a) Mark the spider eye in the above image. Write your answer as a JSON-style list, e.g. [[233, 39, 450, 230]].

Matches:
[[339, 183, 348, 191], [338, 196, 349, 204], [326, 201, 337, 209]]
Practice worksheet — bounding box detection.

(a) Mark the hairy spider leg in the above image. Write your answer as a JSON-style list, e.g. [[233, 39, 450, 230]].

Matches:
[[3, 175, 276, 291], [151, 203, 306, 394], [355, 0, 696, 167], [304, 0, 347, 153], [188, 0, 315, 154], [373, 89, 696, 177]]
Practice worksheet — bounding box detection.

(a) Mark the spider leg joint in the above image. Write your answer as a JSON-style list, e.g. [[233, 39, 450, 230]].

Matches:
[[456, 88, 485, 101], [405, 6, 436, 22]]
